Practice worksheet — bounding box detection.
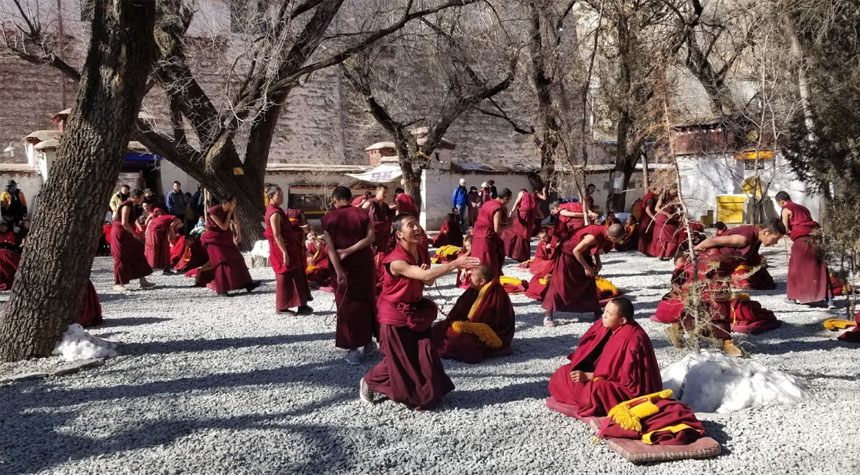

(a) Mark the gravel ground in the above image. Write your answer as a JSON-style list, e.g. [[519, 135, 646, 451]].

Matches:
[[1, 239, 859, 474]]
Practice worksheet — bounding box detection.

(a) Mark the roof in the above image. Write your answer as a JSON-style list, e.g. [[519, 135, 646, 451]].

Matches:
[[34, 139, 60, 150], [24, 130, 62, 144], [0, 163, 39, 174], [365, 142, 397, 152], [266, 163, 367, 173]]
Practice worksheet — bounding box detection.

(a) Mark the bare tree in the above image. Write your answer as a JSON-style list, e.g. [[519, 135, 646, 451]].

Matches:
[[0, 0, 156, 362]]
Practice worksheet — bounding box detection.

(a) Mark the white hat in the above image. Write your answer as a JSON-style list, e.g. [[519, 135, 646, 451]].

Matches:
[[459, 178, 466, 185], [481, 182, 488, 188]]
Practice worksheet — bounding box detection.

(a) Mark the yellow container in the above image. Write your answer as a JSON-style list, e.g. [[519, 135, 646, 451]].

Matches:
[[716, 195, 746, 224]]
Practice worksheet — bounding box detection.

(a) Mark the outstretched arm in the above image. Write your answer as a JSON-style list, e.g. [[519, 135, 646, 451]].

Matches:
[[390, 254, 479, 286], [694, 234, 748, 251]]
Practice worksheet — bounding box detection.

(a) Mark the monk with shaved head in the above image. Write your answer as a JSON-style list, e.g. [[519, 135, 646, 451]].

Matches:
[[432, 264, 516, 363]]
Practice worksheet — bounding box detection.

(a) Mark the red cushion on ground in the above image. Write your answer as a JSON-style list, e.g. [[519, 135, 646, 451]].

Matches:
[[588, 418, 721, 464], [545, 396, 595, 423]]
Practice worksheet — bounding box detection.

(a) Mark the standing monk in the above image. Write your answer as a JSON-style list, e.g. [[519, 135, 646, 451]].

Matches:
[[265, 185, 313, 315], [648, 188, 681, 259], [200, 195, 260, 295], [145, 214, 184, 274], [503, 188, 546, 262], [323, 186, 378, 365], [394, 188, 419, 218], [364, 184, 396, 290], [690, 218, 785, 357], [472, 188, 513, 279], [547, 297, 662, 419], [110, 189, 155, 291], [776, 191, 830, 305], [543, 223, 625, 327], [638, 189, 658, 255], [360, 213, 479, 410]]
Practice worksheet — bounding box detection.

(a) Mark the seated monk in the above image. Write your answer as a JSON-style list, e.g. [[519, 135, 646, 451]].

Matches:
[[547, 297, 662, 419], [457, 235, 473, 289], [432, 265, 515, 363], [0, 247, 21, 290], [305, 229, 332, 288], [613, 215, 639, 252], [526, 227, 554, 276], [650, 256, 688, 324], [730, 293, 781, 334], [432, 212, 464, 248], [172, 233, 209, 273]]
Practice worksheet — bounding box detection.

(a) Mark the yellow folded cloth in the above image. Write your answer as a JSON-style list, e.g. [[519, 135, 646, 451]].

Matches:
[[451, 321, 502, 349], [606, 389, 674, 432], [499, 276, 522, 286], [823, 318, 857, 331]]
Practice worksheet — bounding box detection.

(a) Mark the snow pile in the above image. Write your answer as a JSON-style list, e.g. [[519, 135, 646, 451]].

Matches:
[[52, 324, 118, 361], [661, 350, 806, 413], [250, 240, 270, 259]]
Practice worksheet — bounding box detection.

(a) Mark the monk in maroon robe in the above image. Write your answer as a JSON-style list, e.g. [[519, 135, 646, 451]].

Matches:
[[432, 213, 464, 248], [265, 186, 313, 315], [542, 224, 624, 326], [360, 213, 479, 409], [613, 215, 639, 252], [145, 214, 184, 273], [432, 265, 515, 363], [528, 228, 554, 276], [305, 230, 332, 287], [172, 234, 209, 273], [502, 188, 546, 262], [395, 188, 419, 218], [471, 188, 513, 279], [323, 186, 379, 364], [200, 195, 259, 295], [638, 190, 658, 255], [648, 190, 681, 259], [776, 191, 830, 304], [689, 218, 785, 356], [0, 247, 20, 290], [79, 280, 103, 327], [547, 297, 662, 418], [110, 189, 155, 291]]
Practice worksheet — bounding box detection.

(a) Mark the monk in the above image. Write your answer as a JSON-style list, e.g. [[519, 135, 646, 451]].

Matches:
[[0, 247, 20, 290], [323, 186, 378, 365], [776, 191, 830, 304], [471, 188, 512, 279], [432, 212, 464, 248], [363, 184, 395, 256], [394, 188, 419, 217], [528, 227, 554, 276], [638, 189, 658, 255], [110, 189, 155, 291], [543, 223, 625, 327], [265, 185, 313, 315], [360, 213, 479, 409], [614, 215, 639, 252], [145, 214, 184, 274], [305, 228, 332, 287], [714, 221, 728, 236], [200, 195, 260, 295], [432, 265, 515, 363], [171, 233, 209, 273], [547, 297, 662, 418], [456, 234, 473, 289], [648, 188, 681, 259], [502, 187, 546, 262], [549, 199, 597, 238], [687, 218, 786, 356], [351, 191, 373, 208]]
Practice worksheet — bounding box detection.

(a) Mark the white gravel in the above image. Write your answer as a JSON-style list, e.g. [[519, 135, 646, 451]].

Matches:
[[1, 238, 859, 474]]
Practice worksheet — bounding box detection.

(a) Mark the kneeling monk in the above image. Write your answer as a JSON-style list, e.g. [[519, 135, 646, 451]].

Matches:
[[361, 213, 478, 410], [432, 265, 515, 363], [548, 297, 661, 418]]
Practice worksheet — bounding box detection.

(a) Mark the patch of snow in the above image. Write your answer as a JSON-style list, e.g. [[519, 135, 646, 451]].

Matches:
[[662, 350, 806, 413], [51, 324, 117, 362], [250, 240, 270, 258]]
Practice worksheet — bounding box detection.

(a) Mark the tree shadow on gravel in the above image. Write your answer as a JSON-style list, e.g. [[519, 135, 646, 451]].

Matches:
[[98, 317, 172, 327], [0, 387, 353, 474], [445, 380, 548, 409], [119, 332, 332, 356], [749, 338, 847, 355]]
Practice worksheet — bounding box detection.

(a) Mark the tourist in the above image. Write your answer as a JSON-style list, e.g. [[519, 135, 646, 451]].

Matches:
[[1, 180, 27, 226], [166, 181, 187, 218], [451, 178, 469, 233], [109, 184, 130, 218]]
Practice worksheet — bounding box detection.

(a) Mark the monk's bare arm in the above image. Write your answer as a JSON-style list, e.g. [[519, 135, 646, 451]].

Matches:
[[573, 235, 597, 277], [338, 223, 375, 260], [390, 255, 478, 286], [209, 211, 231, 231], [231, 216, 242, 244], [694, 234, 748, 251], [270, 213, 289, 268], [781, 208, 792, 235], [559, 209, 583, 218]]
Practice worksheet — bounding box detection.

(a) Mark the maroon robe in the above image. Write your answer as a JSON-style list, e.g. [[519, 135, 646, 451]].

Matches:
[[145, 214, 176, 269], [542, 225, 611, 314], [638, 192, 656, 255], [783, 201, 828, 303], [548, 319, 662, 418], [396, 193, 419, 218], [838, 310, 860, 343], [730, 297, 781, 334], [200, 205, 252, 294], [79, 280, 103, 327], [0, 248, 20, 290], [503, 192, 538, 262], [321, 205, 376, 349], [110, 200, 153, 285], [432, 219, 463, 248], [364, 244, 454, 409], [472, 199, 506, 278], [431, 279, 515, 363], [169, 235, 186, 268], [529, 240, 554, 276], [173, 237, 209, 273], [648, 205, 680, 258], [598, 398, 706, 445], [306, 241, 332, 286], [265, 204, 312, 311], [614, 224, 639, 252], [367, 197, 394, 255]]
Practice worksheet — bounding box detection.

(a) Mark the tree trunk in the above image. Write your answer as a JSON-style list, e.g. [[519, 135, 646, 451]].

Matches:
[[0, 0, 156, 362]]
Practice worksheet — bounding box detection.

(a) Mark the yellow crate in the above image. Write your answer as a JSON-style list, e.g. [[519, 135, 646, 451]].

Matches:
[[716, 195, 746, 224]]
